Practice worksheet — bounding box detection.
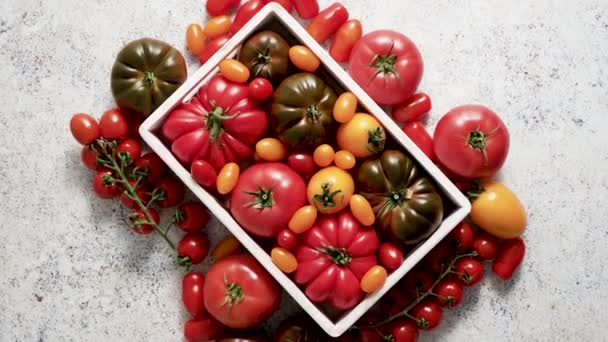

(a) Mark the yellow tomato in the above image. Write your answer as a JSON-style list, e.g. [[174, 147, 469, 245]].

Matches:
[[307, 167, 354, 215], [211, 235, 242, 261], [333, 92, 358, 123], [186, 23, 206, 55], [350, 194, 375, 226], [289, 45, 320, 72], [360, 265, 387, 293], [313, 144, 335, 167], [470, 180, 527, 239], [271, 247, 298, 274], [256, 138, 287, 161], [219, 59, 250, 83], [337, 113, 386, 158], [205, 15, 231, 39], [288, 205, 317, 234], [334, 150, 356, 170], [216, 162, 239, 195]]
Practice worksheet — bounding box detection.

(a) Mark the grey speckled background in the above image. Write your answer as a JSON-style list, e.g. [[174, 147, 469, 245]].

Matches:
[[1, 0, 607, 341]]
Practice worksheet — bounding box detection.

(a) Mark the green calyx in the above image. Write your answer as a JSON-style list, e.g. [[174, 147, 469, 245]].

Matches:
[[221, 274, 244, 314], [204, 104, 239, 140], [312, 183, 343, 210], [368, 42, 400, 85], [367, 127, 386, 153], [244, 186, 274, 210], [320, 247, 352, 266], [466, 180, 486, 202], [143, 71, 156, 86], [306, 105, 322, 121]]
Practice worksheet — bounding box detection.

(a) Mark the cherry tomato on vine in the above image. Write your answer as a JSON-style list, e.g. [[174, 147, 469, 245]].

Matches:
[[99, 108, 128, 140], [182, 271, 206, 319], [402, 269, 434, 298], [293, 0, 318, 19], [349, 194, 375, 226], [411, 299, 442, 330], [178, 232, 210, 266], [70, 113, 100, 145], [389, 317, 419, 342], [184, 318, 225, 342], [492, 238, 525, 280], [392, 93, 432, 123], [176, 201, 209, 233], [403, 121, 435, 161], [454, 257, 484, 286], [473, 233, 500, 261], [211, 235, 243, 261], [216, 162, 240, 195], [255, 138, 287, 162], [289, 45, 320, 72], [205, 16, 232, 40], [128, 208, 160, 234], [199, 35, 232, 64], [277, 229, 297, 250], [81, 146, 103, 170], [313, 144, 334, 167], [271, 247, 298, 273], [154, 177, 185, 208], [133, 153, 168, 184], [448, 222, 475, 252], [287, 153, 316, 175], [306, 3, 349, 43], [248, 78, 273, 101], [206, 0, 239, 16], [186, 23, 206, 56], [120, 180, 151, 209], [116, 138, 141, 161], [379, 242, 404, 270], [434, 278, 464, 308], [219, 59, 250, 83], [330, 19, 362, 63], [360, 265, 387, 293], [230, 0, 265, 34], [191, 160, 218, 188], [92, 170, 119, 199], [333, 92, 358, 123], [288, 205, 317, 234], [334, 150, 356, 170], [263, 0, 292, 12], [424, 241, 454, 274]]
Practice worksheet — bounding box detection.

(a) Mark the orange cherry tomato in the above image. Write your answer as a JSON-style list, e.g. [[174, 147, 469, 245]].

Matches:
[[333, 92, 358, 123], [288, 205, 317, 234], [289, 45, 320, 72], [334, 150, 356, 170], [219, 59, 250, 83], [337, 113, 386, 158], [360, 265, 387, 293], [255, 138, 287, 162], [186, 23, 206, 55], [211, 235, 243, 261], [271, 247, 298, 273], [307, 167, 354, 214], [470, 180, 527, 239], [313, 144, 335, 167], [205, 15, 232, 39], [349, 194, 375, 226], [329, 19, 362, 63], [216, 162, 239, 195]]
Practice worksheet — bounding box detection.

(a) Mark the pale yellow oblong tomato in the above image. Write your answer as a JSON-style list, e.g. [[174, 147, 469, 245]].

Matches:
[[350, 194, 375, 226], [334, 150, 356, 170], [288, 205, 318, 234], [333, 92, 358, 123], [271, 247, 298, 274], [256, 138, 287, 161], [360, 265, 387, 293], [337, 113, 386, 158], [289, 45, 320, 72], [470, 180, 527, 239], [219, 59, 251, 83], [307, 167, 354, 215], [205, 15, 232, 39], [216, 162, 239, 195], [186, 23, 206, 55], [313, 144, 335, 167]]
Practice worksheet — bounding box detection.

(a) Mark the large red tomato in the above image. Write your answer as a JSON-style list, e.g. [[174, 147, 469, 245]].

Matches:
[[433, 105, 510, 178], [162, 75, 268, 171], [293, 210, 379, 310], [230, 163, 307, 237], [348, 30, 423, 106], [204, 254, 281, 329]]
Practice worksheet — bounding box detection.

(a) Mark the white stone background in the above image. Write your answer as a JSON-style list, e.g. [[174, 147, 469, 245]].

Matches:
[[1, 0, 607, 341]]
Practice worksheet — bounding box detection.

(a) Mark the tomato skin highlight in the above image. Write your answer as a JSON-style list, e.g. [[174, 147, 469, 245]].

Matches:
[[378, 242, 404, 270], [182, 272, 206, 319], [230, 0, 265, 34], [70, 113, 100, 145], [191, 160, 218, 188], [411, 299, 442, 330], [199, 35, 231, 64], [271, 247, 299, 273], [402, 121, 435, 161], [492, 238, 525, 280], [470, 181, 527, 239], [206, 0, 239, 16], [293, 0, 319, 19], [307, 3, 349, 43], [392, 93, 432, 123], [454, 257, 484, 286], [349, 194, 375, 226], [178, 232, 210, 265], [389, 317, 419, 342], [116, 138, 142, 161], [289, 45, 320, 72], [186, 24, 206, 56], [473, 233, 501, 261], [248, 78, 273, 101], [330, 19, 362, 63], [219, 59, 251, 83], [434, 278, 464, 307], [287, 153, 316, 175]]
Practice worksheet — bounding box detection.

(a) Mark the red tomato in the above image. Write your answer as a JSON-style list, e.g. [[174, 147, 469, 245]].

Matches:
[[99, 108, 128, 140], [162, 75, 267, 171], [307, 3, 349, 43], [122, 109, 146, 139], [70, 113, 100, 145], [204, 254, 281, 329], [81, 146, 103, 170], [392, 93, 432, 123], [206, 0, 239, 16], [191, 160, 218, 188], [378, 242, 404, 270], [230, 163, 307, 237], [231, 0, 265, 34], [178, 232, 210, 266], [411, 299, 442, 330], [116, 138, 141, 162], [248, 78, 273, 101], [154, 177, 185, 208], [448, 222, 475, 252], [293, 0, 318, 19], [424, 241, 454, 274], [294, 210, 379, 310], [348, 30, 423, 106], [330, 19, 362, 63], [402, 269, 434, 298], [176, 201, 209, 233], [182, 272, 206, 319], [434, 278, 464, 308], [473, 233, 501, 261], [128, 208, 160, 234], [92, 170, 119, 199], [492, 238, 525, 280], [184, 318, 225, 342], [454, 257, 484, 286], [119, 180, 151, 209], [263, 0, 292, 12], [287, 153, 316, 175], [199, 34, 232, 64], [403, 121, 435, 161], [277, 229, 297, 250], [433, 105, 510, 178], [133, 153, 168, 184], [389, 317, 419, 342]]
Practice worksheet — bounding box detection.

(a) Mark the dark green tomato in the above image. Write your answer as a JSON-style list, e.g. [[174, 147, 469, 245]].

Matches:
[[271, 73, 336, 147], [357, 150, 444, 245], [111, 38, 187, 116], [238, 30, 290, 83], [272, 314, 325, 342]]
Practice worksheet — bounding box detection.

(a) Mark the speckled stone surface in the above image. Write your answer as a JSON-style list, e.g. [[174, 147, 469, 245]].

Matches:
[[1, 0, 607, 341]]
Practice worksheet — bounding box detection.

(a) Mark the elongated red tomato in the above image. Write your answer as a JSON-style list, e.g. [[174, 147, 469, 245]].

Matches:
[[293, 0, 319, 19], [231, 0, 265, 34], [206, 0, 239, 16], [307, 3, 349, 43], [403, 121, 435, 161], [184, 318, 224, 342], [263, 0, 292, 12], [392, 93, 432, 123], [182, 272, 206, 319], [287, 153, 316, 175], [191, 160, 218, 188], [199, 35, 231, 64], [329, 19, 362, 63], [492, 238, 525, 280]]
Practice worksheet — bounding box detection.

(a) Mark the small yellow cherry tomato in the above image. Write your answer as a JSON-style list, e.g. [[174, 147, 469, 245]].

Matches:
[[470, 180, 527, 239], [350, 194, 375, 226], [219, 59, 250, 83], [289, 45, 321, 72], [255, 138, 287, 162], [307, 167, 354, 215], [186, 23, 206, 55], [334, 150, 356, 170], [211, 235, 243, 261], [205, 15, 232, 39], [360, 265, 387, 293], [333, 92, 358, 123], [217, 162, 239, 195], [288, 205, 318, 234], [313, 144, 335, 167], [337, 113, 386, 158], [271, 247, 298, 273]]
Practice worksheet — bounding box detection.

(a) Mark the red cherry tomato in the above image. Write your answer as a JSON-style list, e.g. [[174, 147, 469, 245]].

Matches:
[[134, 153, 168, 184], [434, 278, 464, 307], [402, 269, 434, 298], [81, 146, 103, 170], [231, 0, 265, 34], [70, 113, 100, 145], [473, 233, 501, 261], [248, 78, 274, 101], [191, 160, 218, 188], [287, 153, 316, 175], [92, 170, 119, 199], [199, 34, 231, 65], [184, 318, 225, 342], [128, 208, 160, 234], [454, 257, 484, 286], [154, 177, 185, 208], [206, 0, 239, 16], [389, 317, 419, 342], [448, 222, 475, 252], [329, 19, 362, 63], [123, 109, 146, 140], [293, 0, 318, 19], [411, 299, 442, 330], [99, 108, 128, 140], [392, 93, 432, 123], [307, 3, 349, 43], [116, 138, 142, 162], [263, 0, 292, 12], [119, 180, 151, 209], [378, 242, 404, 270], [492, 238, 525, 280], [178, 232, 210, 266], [183, 272, 206, 319], [403, 121, 435, 161], [176, 201, 210, 233], [277, 229, 297, 250], [424, 241, 454, 274]]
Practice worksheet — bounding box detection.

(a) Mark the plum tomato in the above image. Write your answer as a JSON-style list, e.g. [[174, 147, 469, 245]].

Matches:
[[176, 201, 209, 233], [360, 265, 387, 293], [263, 0, 292, 12], [217, 163, 240, 195], [219, 59, 251, 83], [206, 0, 239, 16], [199, 35, 232, 64], [454, 257, 484, 286], [70, 113, 100, 145], [182, 271, 206, 319], [492, 238, 525, 280], [154, 177, 185, 208], [271, 247, 298, 274], [434, 278, 464, 308], [178, 232, 210, 266], [191, 160, 218, 188], [99, 108, 128, 140], [186, 23, 206, 56], [288, 205, 317, 234], [334, 150, 356, 170], [306, 3, 349, 43], [134, 152, 168, 184], [287, 153, 316, 175], [349, 194, 375, 226], [128, 208, 160, 234], [333, 92, 358, 123], [330, 19, 363, 63], [411, 299, 442, 330], [473, 233, 501, 261], [378, 241, 404, 270], [391, 93, 432, 123], [402, 121, 435, 161], [293, 0, 319, 19], [230, 0, 265, 34], [248, 78, 273, 101], [289, 45, 320, 72], [92, 170, 119, 199], [255, 138, 287, 162], [205, 16, 232, 39]]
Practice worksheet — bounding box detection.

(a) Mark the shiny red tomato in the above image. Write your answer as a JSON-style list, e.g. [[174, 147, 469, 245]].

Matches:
[[389, 317, 419, 342], [434, 105, 510, 178], [402, 269, 434, 298], [92, 170, 119, 199], [411, 299, 442, 330], [392, 93, 432, 123], [454, 257, 484, 286], [199, 35, 231, 64], [184, 318, 225, 342], [348, 30, 423, 106], [99, 108, 128, 140], [424, 241, 454, 274], [473, 233, 500, 261], [206, 0, 239, 16], [81, 146, 103, 170], [133, 153, 168, 184], [154, 177, 185, 208], [119, 180, 151, 209], [287, 153, 316, 175], [263, 0, 292, 12], [122, 108, 146, 139], [231, 0, 265, 34], [378, 242, 404, 270], [176, 201, 209, 233], [434, 278, 464, 308], [492, 238, 525, 280], [204, 254, 281, 329], [116, 138, 141, 162], [128, 208, 160, 234], [248, 77, 273, 101], [230, 163, 307, 237], [277, 229, 297, 250], [70, 113, 100, 145], [330, 19, 362, 63], [403, 121, 435, 161], [182, 272, 206, 319], [293, 0, 318, 19], [178, 232, 210, 266], [448, 222, 475, 252], [307, 3, 349, 43], [191, 160, 218, 188]]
